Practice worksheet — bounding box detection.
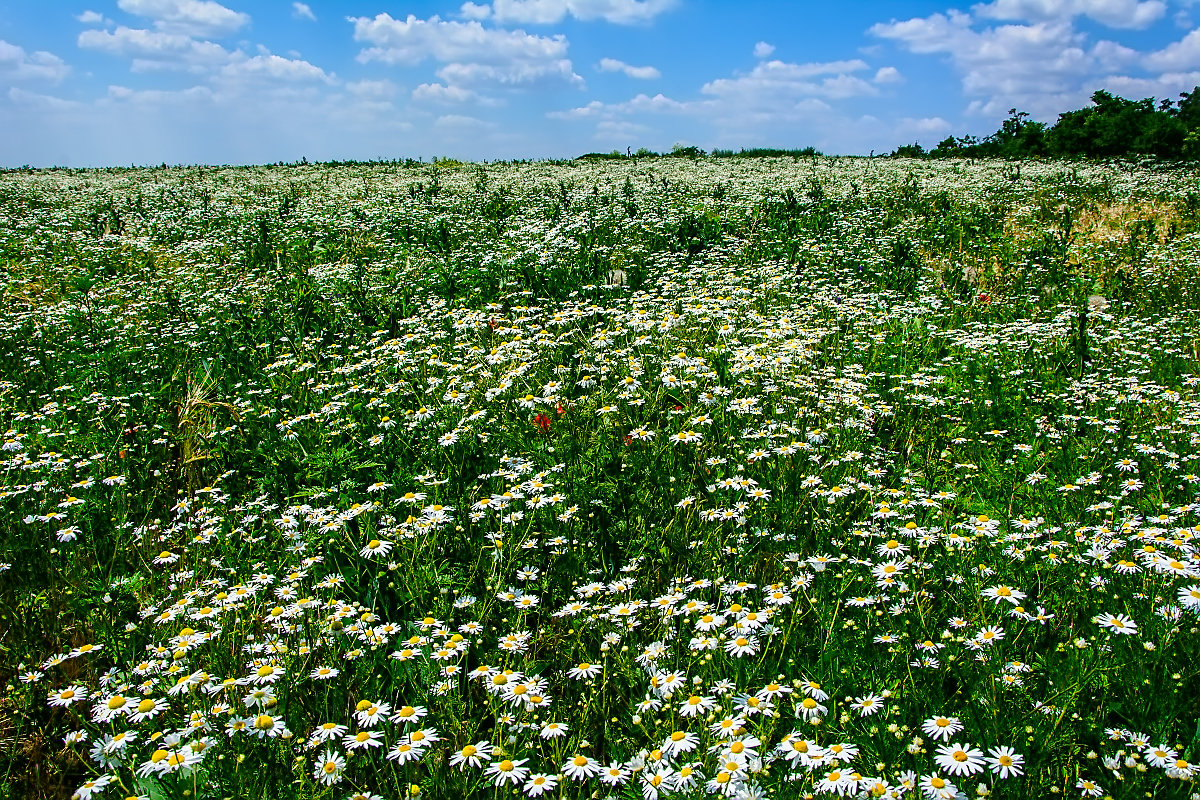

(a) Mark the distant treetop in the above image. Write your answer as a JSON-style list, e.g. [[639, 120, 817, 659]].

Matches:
[[894, 87, 1200, 160]]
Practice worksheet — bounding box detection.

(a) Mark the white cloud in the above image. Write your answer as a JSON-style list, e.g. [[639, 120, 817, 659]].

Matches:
[[701, 59, 877, 101], [972, 0, 1166, 29], [412, 82, 505, 105], [1102, 69, 1200, 97], [874, 65, 903, 83], [292, 2, 316, 22], [870, 10, 974, 55], [79, 24, 332, 89], [1091, 39, 1139, 71], [347, 78, 398, 98], [593, 118, 649, 139], [350, 14, 567, 66], [8, 86, 80, 110], [460, 2, 492, 19], [116, 0, 250, 37], [597, 57, 660, 79], [548, 91, 687, 119], [551, 55, 879, 150], [78, 26, 234, 73], [870, 11, 1150, 118], [0, 39, 70, 83], [434, 113, 495, 131], [488, 0, 677, 24], [77, 10, 107, 24], [436, 60, 581, 87], [413, 82, 481, 103], [753, 41, 775, 59], [104, 83, 214, 104], [898, 115, 953, 134], [1145, 28, 1200, 71], [350, 13, 582, 88], [218, 54, 333, 84], [550, 47, 960, 155]]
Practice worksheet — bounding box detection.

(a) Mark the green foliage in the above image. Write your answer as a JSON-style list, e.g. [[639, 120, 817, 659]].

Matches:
[[925, 89, 1200, 161]]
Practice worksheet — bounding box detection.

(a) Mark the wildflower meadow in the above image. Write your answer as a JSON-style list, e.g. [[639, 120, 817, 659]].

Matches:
[[2, 155, 1199, 800]]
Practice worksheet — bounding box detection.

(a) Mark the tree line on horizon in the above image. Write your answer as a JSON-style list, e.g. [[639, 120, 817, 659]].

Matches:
[[892, 87, 1200, 160]]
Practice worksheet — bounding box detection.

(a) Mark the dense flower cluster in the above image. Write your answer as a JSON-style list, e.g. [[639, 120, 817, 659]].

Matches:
[[1, 156, 1198, 799]]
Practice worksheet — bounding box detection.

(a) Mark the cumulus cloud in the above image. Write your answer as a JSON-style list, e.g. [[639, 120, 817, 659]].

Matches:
[[472, 0, 677, 24], [104, 83, 214, 104], [753, 41, 775, 59], [874, 65, 903, 83], [1103, 70, 1200, 100], [971, 0, 1166, 29], [701, 59, 877, 101], [551, 57, 879, 131], [461, 2, 492, 19], [897, 115, 953, 134], [597, 57, 660, 79], [350, 13, 582, 88], [0, 39, 70, 83], [77, 10, 108, 24], [292, 2, 316, 22], [218, 54, 333, 84], [347, 79, 398, 99], [1145, 28, 1200, 71], [869, 10, 1149, 118], [78, 26, 234, 73], [116, 0, 250, 37], [350, 14, 567, 66], [550, 36, 982, 156], [412, 82, 481, 103], [547, 91, 687, 119], [78, 22, 335, 94], [8, 86, 80, 110]]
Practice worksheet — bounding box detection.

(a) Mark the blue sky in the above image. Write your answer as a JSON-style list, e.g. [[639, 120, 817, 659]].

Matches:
[[3, 0, 1200, 166]]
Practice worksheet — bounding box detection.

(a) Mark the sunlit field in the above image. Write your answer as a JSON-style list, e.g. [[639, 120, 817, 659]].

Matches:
[[3, 155, 1200, 800]]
